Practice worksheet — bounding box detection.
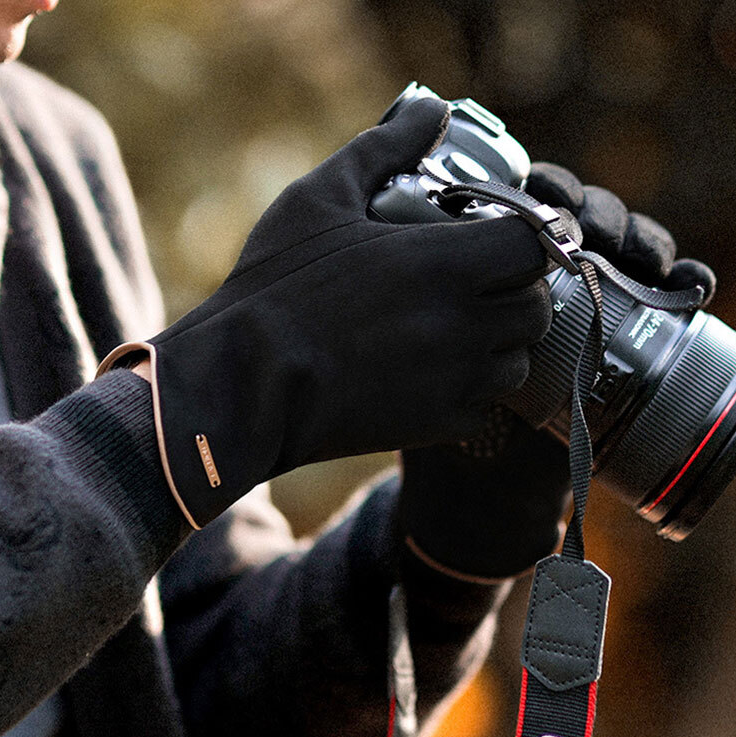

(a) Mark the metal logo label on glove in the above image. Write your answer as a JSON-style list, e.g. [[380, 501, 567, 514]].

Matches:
[[195, 434, 221, 488]]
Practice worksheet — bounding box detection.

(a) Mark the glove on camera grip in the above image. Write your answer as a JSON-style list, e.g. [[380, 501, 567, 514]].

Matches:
[[97, 99, 553, 529]]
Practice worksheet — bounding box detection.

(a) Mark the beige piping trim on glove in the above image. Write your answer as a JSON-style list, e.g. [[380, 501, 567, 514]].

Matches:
[[404, 535, 513, 585], [405, 519, 567, 585], [96, 341, 202, 530]]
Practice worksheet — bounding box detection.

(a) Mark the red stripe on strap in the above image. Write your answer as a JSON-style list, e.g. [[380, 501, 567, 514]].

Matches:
[[386, 692, 396, 737], [515, 668, 529, 737], [584, 682, 598, 737]]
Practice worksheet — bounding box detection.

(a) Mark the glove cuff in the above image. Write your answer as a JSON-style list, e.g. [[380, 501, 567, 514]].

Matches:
[[401, 438, 571, 579], [97, 341, 202, 530], [405, 535, 523, 585]]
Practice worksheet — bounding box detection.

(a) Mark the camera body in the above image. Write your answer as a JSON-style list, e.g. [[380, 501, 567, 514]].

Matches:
[[368, 82, 530, 224], [371, 83, 736, 541]]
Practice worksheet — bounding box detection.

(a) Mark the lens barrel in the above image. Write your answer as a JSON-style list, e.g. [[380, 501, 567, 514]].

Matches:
[[507, 269, 736, 540], [375, 82, 736, 541]]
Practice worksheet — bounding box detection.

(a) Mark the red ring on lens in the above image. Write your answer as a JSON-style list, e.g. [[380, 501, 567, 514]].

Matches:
[[642, 389, 736, 514]]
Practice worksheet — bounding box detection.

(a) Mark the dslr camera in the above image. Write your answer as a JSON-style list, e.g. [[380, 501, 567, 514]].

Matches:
[[370, 82, 736, 541]]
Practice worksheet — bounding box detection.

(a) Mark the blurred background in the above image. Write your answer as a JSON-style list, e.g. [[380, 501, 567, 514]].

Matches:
[[22, 0, 736, 734]]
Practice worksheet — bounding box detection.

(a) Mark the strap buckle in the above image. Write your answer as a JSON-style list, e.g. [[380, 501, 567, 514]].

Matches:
[[529, 205, 581, 275]]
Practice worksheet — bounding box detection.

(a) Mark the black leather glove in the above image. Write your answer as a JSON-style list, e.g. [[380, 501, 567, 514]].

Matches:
[[98, 99, 554, 528], [400, 162, 717, 580]]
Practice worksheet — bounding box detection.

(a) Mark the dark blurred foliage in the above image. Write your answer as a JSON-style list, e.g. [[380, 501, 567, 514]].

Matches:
[[22, 0, 736, 735], [25, 0, 402, 317]]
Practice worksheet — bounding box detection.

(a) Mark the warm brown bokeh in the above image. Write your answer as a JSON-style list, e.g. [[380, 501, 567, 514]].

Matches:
[[23, 1, 736, 735]]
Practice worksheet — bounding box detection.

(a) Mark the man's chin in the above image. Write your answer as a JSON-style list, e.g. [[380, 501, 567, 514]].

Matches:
[[0, 18, 31, 63]]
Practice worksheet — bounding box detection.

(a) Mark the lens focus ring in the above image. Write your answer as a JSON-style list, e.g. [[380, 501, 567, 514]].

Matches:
[[598, 313, 736, 514], [510, 272, 634, 428]]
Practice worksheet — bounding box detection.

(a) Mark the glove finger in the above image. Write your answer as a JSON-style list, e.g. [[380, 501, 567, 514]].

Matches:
[[618, 212, 676, 283], [526, 162, 585, 215], [466, 348, 532, 410], [557, 206, 583, 246], [332, 97, 450, 200], [411, 215, 551, 292], [664, 258, 717, 307], [474, 279, 552, 351], [577, 185, 629, 261]]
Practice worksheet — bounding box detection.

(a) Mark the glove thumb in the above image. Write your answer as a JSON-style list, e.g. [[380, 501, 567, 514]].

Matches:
[[341, 97, 450, 197]]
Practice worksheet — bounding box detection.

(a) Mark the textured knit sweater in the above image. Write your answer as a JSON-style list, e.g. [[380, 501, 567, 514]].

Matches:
[[0, 61, 510, 736]]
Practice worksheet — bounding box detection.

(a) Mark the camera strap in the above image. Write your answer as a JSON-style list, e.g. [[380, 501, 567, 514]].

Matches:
[[389, 181, 705, 737], [512, 252, 702, 737]]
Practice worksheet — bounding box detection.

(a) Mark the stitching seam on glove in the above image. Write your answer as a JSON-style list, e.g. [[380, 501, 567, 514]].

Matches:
[[153, 223, 433, 349], [425, 102, 452, 159], [223, 217, 362, 284]]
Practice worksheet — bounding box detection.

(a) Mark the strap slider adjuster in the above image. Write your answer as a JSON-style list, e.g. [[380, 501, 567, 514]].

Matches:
[[530, 204, 581, 275]]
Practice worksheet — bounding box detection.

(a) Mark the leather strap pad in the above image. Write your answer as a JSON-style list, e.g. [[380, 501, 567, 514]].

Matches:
[[521, 554, 611, 692]]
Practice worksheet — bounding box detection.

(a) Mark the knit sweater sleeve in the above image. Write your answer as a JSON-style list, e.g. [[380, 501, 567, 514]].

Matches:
[[0, 369, 188, 731], [0, 366, 509, 735], [159, 475, 511, 737]]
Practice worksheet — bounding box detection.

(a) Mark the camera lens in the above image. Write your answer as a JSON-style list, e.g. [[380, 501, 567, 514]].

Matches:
[[374, 82, 736, 540], [507, 269, 736, 540]]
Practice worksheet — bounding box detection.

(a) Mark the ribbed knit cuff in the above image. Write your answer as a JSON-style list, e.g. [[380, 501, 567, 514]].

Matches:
[[31, 369, 190, 573]]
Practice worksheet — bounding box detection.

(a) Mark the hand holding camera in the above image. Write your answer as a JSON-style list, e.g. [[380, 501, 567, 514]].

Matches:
[[401, 163, 716, 579], [98, 97, 553, 528], [371, 84, 731, 548]]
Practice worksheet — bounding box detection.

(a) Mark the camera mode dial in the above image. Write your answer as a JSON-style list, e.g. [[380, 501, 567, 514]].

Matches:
[[442, 152, 490, 184]]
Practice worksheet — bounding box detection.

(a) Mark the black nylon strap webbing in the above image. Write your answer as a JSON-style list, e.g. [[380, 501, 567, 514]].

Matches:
[[513, 249, 704, 737], [516, 669, 596, 737], [382, 180, 708, 737], [562, 261, 603, 560]]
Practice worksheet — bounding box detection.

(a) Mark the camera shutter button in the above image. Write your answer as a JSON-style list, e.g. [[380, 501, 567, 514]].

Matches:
[[443, 152, 491, 183]]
